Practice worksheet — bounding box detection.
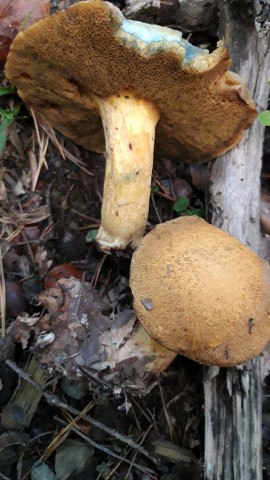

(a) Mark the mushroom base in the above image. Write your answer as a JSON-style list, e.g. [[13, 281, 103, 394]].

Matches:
[[95, 90, 160, 251]]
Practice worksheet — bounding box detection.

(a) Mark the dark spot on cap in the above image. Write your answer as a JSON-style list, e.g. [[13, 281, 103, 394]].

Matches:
[[20, 72, 32, 80], [248, 318, 255, 334], [224, 347, 229, 359]]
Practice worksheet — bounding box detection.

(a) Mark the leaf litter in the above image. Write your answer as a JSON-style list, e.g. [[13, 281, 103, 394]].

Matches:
[[0, 131, 205, 473], [0, 0, 50, 63]]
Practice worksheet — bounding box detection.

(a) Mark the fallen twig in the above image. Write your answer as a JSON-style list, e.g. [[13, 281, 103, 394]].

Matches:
[[5, 359, 159, 466], [56, 416, 158, 479]]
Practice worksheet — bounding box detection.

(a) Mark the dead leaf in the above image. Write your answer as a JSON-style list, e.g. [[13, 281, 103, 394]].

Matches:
[[44, 264, 83, 289], [11, 278, 176, 394], [37, 286, 64, 313], [0, 0, 50, 63], [35, 245, 52, 277], [0, 180, 7, 201], [0, 431, 27, 466], [13, 313, 50, 348], [55, 440, 94, 480]]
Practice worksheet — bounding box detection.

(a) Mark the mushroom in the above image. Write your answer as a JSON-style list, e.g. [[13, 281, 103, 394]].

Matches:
[[129, 216, 270, 367], [5, 1, 257, 250]]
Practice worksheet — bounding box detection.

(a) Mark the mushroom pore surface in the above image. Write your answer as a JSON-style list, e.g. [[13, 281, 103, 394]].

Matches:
[[129, 216, 270, 366], [5, 0, 256, 161]]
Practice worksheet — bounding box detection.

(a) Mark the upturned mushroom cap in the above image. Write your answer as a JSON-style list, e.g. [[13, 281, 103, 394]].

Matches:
[[5, 1, 258, 252], [5, 0, 256, 162], [129, 217, 270, 367]]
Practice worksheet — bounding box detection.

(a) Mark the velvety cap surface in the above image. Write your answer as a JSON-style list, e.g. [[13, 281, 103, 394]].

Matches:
[[130, 217, 270, 366], [6, 0, 257, 162]]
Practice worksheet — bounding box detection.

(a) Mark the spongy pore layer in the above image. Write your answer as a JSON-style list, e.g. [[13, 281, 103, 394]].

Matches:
[[130, 217, 270, 366], [5, 0, 257, 162]]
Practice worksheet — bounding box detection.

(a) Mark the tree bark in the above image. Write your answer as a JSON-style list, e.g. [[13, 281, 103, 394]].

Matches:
[[204, 1, 270, 479]]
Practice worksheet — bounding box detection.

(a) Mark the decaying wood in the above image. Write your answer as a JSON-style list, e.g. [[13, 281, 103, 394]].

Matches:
[[151, 439, 196, 464], [123, 0, 164, 23], [251, 0, 270, 35], [123, 0, 160, 18], [124, 0, 218, 34], [204, 1, 270, 479], [174, 0, 217, 32], [4, 358, 159, 466], [1, 357, 47, 430]]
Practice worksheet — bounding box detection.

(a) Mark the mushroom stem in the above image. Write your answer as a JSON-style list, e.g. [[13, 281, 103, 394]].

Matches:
[[95, 90, 160, 251]]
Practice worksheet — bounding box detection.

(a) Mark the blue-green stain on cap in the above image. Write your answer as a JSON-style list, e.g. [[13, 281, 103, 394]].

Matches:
[[121, 18, 203, 62]]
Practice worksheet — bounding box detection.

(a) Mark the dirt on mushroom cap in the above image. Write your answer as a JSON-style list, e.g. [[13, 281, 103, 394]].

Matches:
[[130, 216, 270, 367], [5, 0, 257, 162]]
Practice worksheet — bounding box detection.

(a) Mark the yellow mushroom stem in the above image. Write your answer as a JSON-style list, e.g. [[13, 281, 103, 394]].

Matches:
[[95, 90, 160, 251]]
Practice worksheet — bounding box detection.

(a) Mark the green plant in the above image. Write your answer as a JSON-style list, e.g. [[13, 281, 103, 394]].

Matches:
[[85, 229, 98, 243], [258, 110, 270, 126], [173, 196, 204, 218], [0, 86, 15, 96], [0, 105, 20, 155], [0, 85, 20, 155]]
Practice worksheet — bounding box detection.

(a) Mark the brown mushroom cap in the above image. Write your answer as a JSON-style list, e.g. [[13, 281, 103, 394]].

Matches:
[[129, 216, 270, 367], [5, 0, 256, 162]]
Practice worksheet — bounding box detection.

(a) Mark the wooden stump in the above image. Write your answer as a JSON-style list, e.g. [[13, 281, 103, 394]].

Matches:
[[204, 2, 270, 479]]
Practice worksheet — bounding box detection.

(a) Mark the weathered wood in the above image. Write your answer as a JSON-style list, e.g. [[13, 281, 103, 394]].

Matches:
[[1, 357, 47, 430], [204, 1, 270, 479], [124, 0, 218, 34], [123, 0, 162, 21]]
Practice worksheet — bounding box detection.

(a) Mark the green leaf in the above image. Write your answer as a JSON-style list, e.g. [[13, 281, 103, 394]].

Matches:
[[0, 105, 20, 122], [173, 196, 190, 213], [0, 119, 10, 154], [151, 185, 159, 194], [0, 105, 21, 155], [183, 208, 204, 218], [258, 110, 270, 126], [0, 86, 16, 97], [86, 229, 98, 243]]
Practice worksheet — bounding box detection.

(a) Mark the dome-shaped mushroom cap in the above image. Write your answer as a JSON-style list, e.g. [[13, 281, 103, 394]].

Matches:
[[129, 217, 270, 367], [5, 0, 256, 162]]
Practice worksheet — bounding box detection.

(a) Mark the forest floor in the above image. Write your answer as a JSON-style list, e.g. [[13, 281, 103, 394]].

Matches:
[[1, 1, 270, 479]]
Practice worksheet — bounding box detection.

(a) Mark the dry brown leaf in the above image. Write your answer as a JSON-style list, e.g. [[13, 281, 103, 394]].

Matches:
[[34, 245, 52, 277], [13, 313, 50, 349], [39, 278, 175, 393], [0, 0, 50, 63], [11, 277, 175, 394]]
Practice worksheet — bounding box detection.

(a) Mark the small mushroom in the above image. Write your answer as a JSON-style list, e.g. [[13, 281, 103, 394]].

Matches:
[[5, 1, 257, 250], [129, 216, 270, 367]]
